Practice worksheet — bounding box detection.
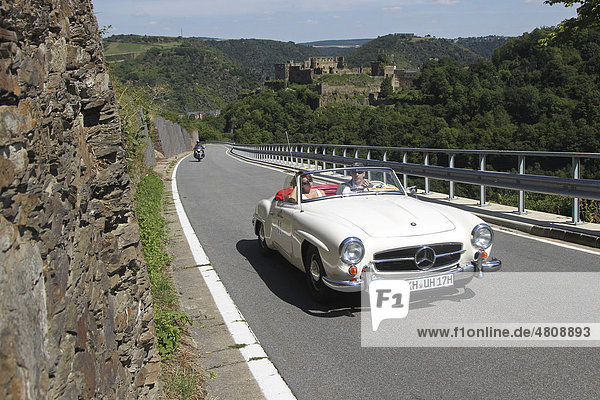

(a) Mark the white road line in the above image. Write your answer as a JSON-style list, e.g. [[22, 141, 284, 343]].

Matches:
[[171, 154, 296, 400], [495, 226, 600, 256], [225, 146, 296, 174]]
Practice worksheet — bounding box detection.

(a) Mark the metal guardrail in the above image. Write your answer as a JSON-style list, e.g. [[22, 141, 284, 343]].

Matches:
[[230, 143, 600, 225]]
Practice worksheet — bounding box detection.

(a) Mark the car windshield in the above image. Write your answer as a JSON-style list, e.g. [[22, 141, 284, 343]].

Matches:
[[275, 167, 406, 203]]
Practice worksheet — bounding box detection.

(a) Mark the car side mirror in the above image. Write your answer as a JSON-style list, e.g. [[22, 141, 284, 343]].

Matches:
[[407, 186, 418, 198]]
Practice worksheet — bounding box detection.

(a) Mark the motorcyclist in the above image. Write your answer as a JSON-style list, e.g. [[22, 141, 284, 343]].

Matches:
[[194, 140, 205, 151]]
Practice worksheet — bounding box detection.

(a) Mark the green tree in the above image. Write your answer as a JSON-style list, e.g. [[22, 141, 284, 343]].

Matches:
[[377, 52, 392, 65], [544, 0, 600, 43], [379, 77, 394, 98]]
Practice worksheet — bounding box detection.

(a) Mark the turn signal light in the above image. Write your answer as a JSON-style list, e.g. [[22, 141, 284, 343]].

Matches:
[[349, 266, 358, 275], [481, 251, 488, 259]]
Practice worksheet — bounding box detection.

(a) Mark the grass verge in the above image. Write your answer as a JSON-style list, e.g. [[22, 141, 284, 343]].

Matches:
[[135, 172, 208, 399]]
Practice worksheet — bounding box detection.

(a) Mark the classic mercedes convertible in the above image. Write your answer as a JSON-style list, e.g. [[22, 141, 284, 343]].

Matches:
[[252, 166, 501, 302]]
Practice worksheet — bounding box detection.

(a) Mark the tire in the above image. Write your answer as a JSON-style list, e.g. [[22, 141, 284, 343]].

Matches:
[[304, 246, 332, 303], [257, 222, 272, 255]]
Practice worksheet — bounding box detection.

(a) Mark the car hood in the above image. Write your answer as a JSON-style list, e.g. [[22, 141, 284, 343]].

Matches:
[[308, 196, 456, 238]]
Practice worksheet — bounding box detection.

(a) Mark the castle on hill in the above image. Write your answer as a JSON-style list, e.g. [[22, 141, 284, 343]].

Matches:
[[274, 56, 418, 89]]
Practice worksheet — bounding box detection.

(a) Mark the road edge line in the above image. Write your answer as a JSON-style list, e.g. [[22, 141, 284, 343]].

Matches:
[[171, 154, 296, 400]]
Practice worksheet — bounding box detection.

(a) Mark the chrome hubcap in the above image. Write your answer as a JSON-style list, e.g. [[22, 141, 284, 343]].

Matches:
[[310, 258, 321, 281]]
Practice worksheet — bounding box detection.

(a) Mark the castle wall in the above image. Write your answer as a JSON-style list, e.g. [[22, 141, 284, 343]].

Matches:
[[317, 83, 380, 107]]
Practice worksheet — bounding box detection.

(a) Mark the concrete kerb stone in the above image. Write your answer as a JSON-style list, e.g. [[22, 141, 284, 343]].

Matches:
[[424, 198, 600, 249]]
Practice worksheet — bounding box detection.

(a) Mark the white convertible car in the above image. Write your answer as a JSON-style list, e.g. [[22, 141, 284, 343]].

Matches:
[[252, 166, 501, 302]]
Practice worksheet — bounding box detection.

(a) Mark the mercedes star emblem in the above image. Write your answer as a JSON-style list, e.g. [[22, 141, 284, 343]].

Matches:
[[414, 246, 436, 270]]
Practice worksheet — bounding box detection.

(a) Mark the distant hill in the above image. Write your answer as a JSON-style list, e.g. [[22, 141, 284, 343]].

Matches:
[[300, 39, 374, 47], [104, 35, 183, 61], [454, 36, 510, 59], [104, 33, 511, 112], [299, 39, 374, 57], [343, 33, 506, 69], [204, 38, 324, 79], [107, 39, 263, 111], [105, 35, 328, 110]]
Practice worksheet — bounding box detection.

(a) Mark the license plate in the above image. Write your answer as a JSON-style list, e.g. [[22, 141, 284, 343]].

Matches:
[[408, 274, 454, 292]]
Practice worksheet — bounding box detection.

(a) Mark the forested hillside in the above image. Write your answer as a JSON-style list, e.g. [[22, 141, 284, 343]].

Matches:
[[108, 41, 262, 111], [204, 38, 324, 79], [106, 36, 328, 110], [105, 33, 507, 112], [455, 36, 510, 59], [202, 27, 600, 159], [300, 39, 374, 57], [344, 33, 487, 68]]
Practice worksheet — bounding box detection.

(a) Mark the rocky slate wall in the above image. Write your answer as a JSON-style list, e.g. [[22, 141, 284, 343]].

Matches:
[[0, 1, 160, 399]]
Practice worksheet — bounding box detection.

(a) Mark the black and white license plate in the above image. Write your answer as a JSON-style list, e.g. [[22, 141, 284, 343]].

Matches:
[[408, 273, 454, 292]]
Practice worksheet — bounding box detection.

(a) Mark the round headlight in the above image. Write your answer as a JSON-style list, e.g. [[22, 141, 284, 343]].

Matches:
[[339, 237, 364, 265], [471, 223, 493, 249]]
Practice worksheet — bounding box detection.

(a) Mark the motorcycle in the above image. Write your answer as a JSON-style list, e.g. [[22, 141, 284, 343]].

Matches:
[[193, 147, 205, 161]]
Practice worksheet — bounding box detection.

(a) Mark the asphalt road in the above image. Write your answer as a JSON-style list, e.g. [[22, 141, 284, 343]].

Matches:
[[178, 144, 600, 400]]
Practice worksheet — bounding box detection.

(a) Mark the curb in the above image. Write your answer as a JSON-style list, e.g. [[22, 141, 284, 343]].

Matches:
[[452, 208, 600, 249]]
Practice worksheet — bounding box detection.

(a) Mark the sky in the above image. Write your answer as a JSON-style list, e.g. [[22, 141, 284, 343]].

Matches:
[[93, 0, 579, 43]]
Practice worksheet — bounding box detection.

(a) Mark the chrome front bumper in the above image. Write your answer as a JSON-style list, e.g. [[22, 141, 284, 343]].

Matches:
[[322, 258, 502, 292]]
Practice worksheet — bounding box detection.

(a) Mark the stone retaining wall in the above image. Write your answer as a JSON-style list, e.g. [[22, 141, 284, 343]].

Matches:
[[1, 1, 160, 398], [152, 117, 196, 160]]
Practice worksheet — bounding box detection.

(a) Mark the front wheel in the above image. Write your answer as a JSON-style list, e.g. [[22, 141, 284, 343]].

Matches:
[[305, 246, 332, 303]]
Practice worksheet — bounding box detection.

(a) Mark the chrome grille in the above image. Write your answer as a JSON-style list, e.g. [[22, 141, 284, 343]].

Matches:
[[372, 243, 464, 272]]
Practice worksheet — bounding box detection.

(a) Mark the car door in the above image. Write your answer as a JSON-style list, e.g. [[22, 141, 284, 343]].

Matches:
[[270, 200, 299, 260]]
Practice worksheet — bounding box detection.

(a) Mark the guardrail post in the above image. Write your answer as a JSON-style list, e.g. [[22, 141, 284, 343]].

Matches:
[[367, 150, 372, 181], [322, 147, 326, 170], [402, 152, 408, 189], [517, 155, 527, 214], [448, 153, 455, 200], [343, 148, 348, 176], [424, 152, 430, 194], [332, 148, 337, 169], [479, 154, 487, 206], [572, 157, 581, 224], [383, 151, 388, 184]]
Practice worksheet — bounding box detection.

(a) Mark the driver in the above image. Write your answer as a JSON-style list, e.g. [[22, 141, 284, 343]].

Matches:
[[336, 162, 371, 195]]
